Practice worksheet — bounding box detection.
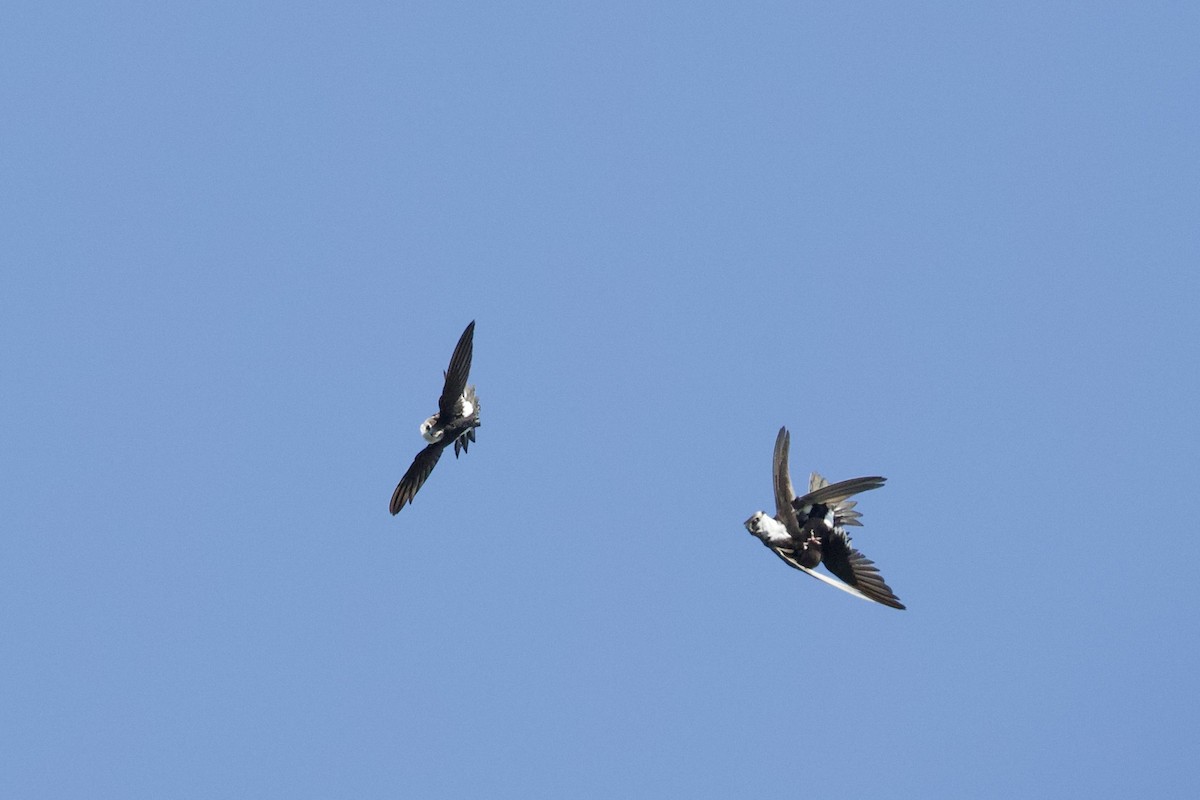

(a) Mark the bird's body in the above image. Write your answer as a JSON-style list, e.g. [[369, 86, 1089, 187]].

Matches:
[[390, 321, 481, 515], [744, 426, 904, 610]]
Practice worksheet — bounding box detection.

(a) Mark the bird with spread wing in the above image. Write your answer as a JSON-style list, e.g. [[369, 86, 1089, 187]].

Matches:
[[744, 426, 905, 609], [389, 321, 481, 515]]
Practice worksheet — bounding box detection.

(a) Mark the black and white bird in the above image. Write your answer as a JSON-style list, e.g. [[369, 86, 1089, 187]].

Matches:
[[389, 320, 481, 515], [744, 426, 905, 609]]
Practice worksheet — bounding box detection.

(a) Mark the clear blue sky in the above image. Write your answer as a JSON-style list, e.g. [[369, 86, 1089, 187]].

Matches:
[[3, 2, 1198, 797]]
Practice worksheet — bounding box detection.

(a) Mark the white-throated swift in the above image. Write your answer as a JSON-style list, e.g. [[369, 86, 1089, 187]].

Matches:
[[744, 426, 904, 609], [390, 320, 481, 515]]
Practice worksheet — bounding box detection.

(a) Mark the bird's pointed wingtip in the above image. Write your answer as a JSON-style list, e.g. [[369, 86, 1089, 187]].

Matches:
[[389, 486, 408, 515], [774, 426, 790, 454]]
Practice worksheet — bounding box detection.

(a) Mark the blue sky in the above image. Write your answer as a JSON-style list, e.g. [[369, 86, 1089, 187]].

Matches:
[[3, 2, 1198, 797]]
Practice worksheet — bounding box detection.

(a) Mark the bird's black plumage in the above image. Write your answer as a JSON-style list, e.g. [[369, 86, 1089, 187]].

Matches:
[[389, 321, 480, 515], [389, 442, 445, 514], [747, 426, 905, 609], [437, 322, 474, 423]]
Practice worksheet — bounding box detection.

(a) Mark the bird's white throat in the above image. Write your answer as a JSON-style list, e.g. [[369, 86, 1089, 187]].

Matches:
[[750, 513, 792, 545], [420, 416, 443, 443]]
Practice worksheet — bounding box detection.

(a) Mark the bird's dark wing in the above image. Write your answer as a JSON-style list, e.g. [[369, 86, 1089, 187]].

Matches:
[[833, 499, 864, 527], [822, 529, 906, 610], [771, 427, 802, 537], [795, 474, 886, 508], [767, 543, 883, 604], [390, 442, 446, 515], [769, 543, 805, 572], [437, 321, 475, 420], [795, 473, 886, 528]]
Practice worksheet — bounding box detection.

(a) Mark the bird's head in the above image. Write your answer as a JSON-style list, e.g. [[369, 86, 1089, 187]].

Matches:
[[420, 415, 443, 443], [745, 512, 793, 545], [744, 512, 768, 541]]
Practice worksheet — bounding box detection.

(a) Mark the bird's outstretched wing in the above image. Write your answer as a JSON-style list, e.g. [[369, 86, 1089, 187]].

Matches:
[[437, 321, 475, 421], [821, 529, 906, 609], [767, 545, 882, 604], [771, 427, 802, 536], [390, 442, 445, 514], [796, 473, 886, 527], [796, 474, 886, 508]]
